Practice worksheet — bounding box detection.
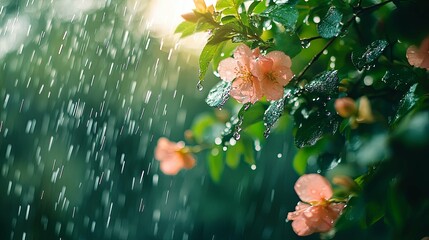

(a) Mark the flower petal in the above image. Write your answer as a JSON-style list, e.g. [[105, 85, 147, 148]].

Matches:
[[230, 76, 262, 103], [155, 137, 178, 161], [218, 58, 239, 82], [233, 44, 253, 66], [266, 51, 292, 68], [261, 79, 283, 101], [154, 138, 196, 175], [294, 174, 333, 202], [420, 54, 429, 70], [291, 215, 313, 236], [160, 156, 184, 175], [287, 203, 320, 236], [407, 45, 425, 67]]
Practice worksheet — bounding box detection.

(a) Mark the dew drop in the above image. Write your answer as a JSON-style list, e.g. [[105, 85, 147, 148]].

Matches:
[[300, 40, 311, 49], [196, 81, 203, 91], [233, 132, 241, 140], [263, 129, 271, 138]]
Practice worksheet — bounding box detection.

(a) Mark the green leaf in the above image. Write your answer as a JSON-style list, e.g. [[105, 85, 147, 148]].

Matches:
[[216, 0, 235, 10], [381, 67, 417, 91], [241, 101, 267, 130], [221, 102, 267, 144], [292, 148, 310, 175], [199, 41, 227, 81], [216, 0, 244, 13], [263, 90, 288, 137], [351, 40, 389, 71], [248, 0, 267, 14], [365, 201, 385, 227], [261, 4, 298, 32], [208, 147, 224, 182], [225, 140, 244, 169], [294, 112, 342, 148], [175, 21, 197, 38], [205, 81, 231, 108], [239, 11, 249, 26], [317, 6, 343, 39], [271, 31, 301, 58], [355, 133, 389, 167], [195, 20, 216, 33], [392, 84, 418, 124], [393, 110, 429, 148], [191, 113, 221, 143], [241, 136, 255, 165], [212, 41, 240, 71], [221, 15, 237, 24], [292, 138, 330, 174], [304, 70, 339, 97]]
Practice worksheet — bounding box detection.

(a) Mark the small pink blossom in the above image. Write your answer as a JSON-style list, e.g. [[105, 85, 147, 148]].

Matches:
[[334, 97, 357, 118], [253, 51, 294, 101], [287, 174, 346, 236], [406, 36, 429, 70], [154, 137, 196, 175], [218, 44, 294, 103], [218, 44, 262, 103]]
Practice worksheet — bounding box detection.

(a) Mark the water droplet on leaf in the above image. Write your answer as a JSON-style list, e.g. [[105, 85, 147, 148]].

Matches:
[[301, 40, 311, 48], [196, 81, 203, 91]]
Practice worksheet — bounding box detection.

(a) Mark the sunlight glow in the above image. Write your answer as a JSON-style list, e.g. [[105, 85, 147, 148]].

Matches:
[[145, 0, 217, 51]]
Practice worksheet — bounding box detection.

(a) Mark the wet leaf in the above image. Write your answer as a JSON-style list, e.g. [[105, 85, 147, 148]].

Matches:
[[392, 84, 418, 124], [205, 81, 231, 108], [263, 91, 287, 137], [208, 147, 224, 182], [241, 102, 266, 129], [356, 133, 389, 166], [271, 31, 301, 58], [381, 67, 417, 91], [304, 70, 339, 97], [292, 148, 310, 175], [261, 4, 298, 32], [191, 114, 224, 143], [225, 140, 244, 168], [241, 136, 255, 165], [317, 7, 343, 39], [199, 41, 227, 81], [294, 113, 341, 148], [351, 40, 388, 71]]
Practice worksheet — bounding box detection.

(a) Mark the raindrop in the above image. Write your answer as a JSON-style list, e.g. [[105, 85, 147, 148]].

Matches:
[[196, 81, 204, 91], [233, 132, 241, 140], [300, 40, 311, 49]]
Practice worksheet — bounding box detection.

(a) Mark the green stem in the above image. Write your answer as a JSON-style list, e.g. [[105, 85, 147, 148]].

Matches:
[[187, 144, 213, 153], [300, 36, 323, 42]]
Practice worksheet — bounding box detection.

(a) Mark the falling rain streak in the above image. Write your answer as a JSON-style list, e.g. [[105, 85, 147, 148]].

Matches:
[[0, 0, 299, 239]]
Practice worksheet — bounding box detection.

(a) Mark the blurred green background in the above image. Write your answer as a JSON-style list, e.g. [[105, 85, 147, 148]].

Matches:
[[0, 0, 311, 239]]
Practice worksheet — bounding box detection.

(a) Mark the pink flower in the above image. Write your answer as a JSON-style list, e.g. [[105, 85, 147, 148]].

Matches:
[[217, 44, 294, 103], [406, 36, 429, 70], [154, 137, 196, 175], [287, 174, 346, 236], [253, 51, 294, 101], [334, 97, 357, 118], [217, 44, 263, 103]]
